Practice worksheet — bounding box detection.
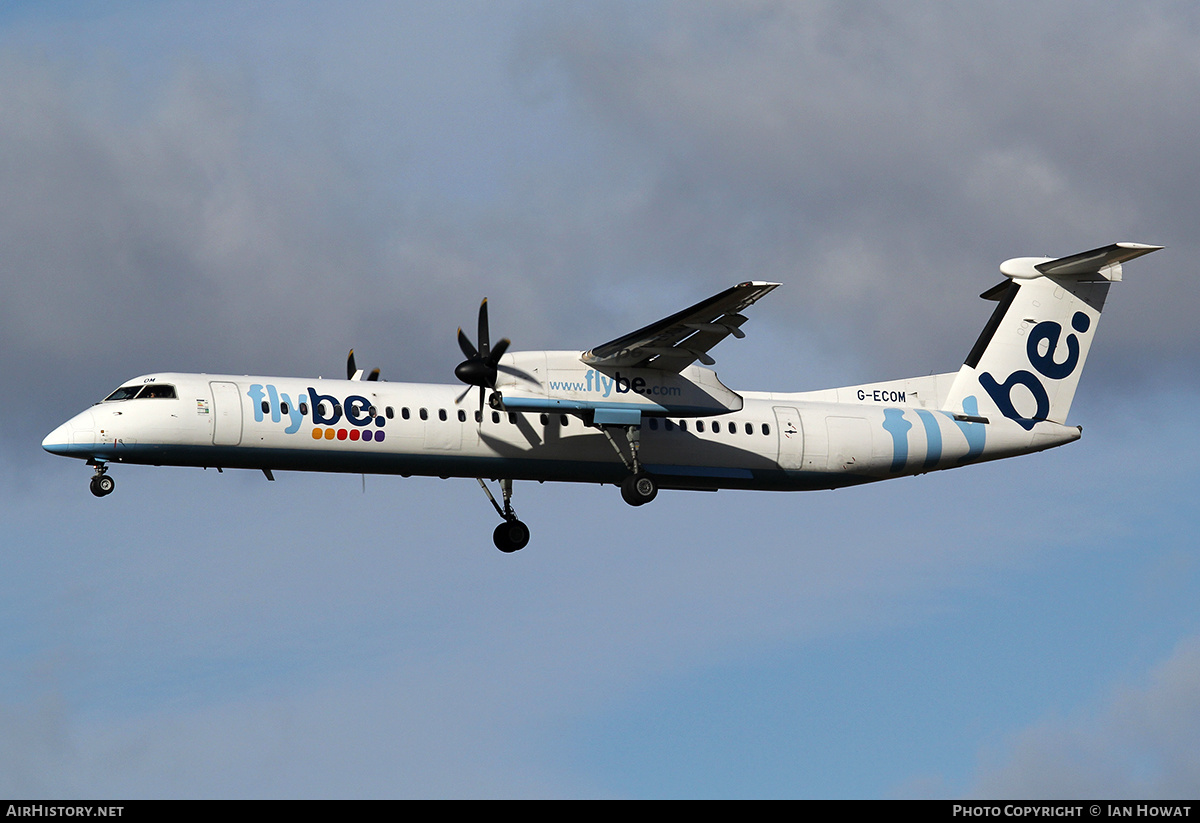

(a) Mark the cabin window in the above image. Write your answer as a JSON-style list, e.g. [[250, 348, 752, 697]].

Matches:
[[560, 415, 569, 427], [386, 406, 394, 419], [261, 400, 270, 414], [762, 423, 770, 436], [745, 422, 753, 435], [540, 414, 548, 426], [368, 405, 377, 418], [475, 410, 483, 424], [648, 419, 658, 431], [401, 407, 410, 420], [438, 409, 447, 421], [696, 420, 705, 432], [419, 408, 428, 421], [281, 402, 289, 415], [665, 419, 675, 432], [679, 420, 687, 432], [492, 411, 500, 424], [508, 413, 517, 424], [334, 403, 342, 416], [299, 402, 309, 414], [457, 409, 466, 422]]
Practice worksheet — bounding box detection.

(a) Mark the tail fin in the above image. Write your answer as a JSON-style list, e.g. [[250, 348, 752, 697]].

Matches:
[[944, 242, 1161, 429]]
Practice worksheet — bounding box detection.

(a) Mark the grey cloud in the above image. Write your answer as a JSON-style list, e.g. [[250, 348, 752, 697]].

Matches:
[[965, 635, 1200, 798]]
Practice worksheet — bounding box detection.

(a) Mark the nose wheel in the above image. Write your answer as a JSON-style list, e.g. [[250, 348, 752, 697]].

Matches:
[[89, 466, 115, 497]]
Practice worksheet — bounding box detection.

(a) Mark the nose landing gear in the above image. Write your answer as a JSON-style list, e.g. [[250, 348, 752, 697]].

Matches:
[[89, 464, 115, 497]]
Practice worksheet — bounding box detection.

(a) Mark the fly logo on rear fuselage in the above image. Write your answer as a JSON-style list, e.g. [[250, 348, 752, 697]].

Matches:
[[246, 384, 387, 442], [979, 312, 1090, 431]]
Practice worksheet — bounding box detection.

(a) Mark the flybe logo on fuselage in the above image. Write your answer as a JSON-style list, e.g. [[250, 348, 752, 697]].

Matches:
[[547, 369, 683, 399], [979, 312, 1090, 431], [246, 384, 387, 442]]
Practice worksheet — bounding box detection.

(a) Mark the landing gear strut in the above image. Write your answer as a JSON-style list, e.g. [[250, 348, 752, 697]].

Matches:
[[89, 463, 115, 497], [599, 422, 660, 508], [478, 478, 530, 553]]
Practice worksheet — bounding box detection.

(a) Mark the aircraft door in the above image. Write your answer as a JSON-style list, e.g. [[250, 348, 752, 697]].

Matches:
[[773, 406, 803, 470], [210, 381, 243, 446], [826, 416, 870, 472], [423, 406, 463, 451]]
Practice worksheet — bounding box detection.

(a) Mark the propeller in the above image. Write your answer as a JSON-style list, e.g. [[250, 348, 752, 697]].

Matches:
[[347, 349, 381, 381], [454, 298, 510, 412]]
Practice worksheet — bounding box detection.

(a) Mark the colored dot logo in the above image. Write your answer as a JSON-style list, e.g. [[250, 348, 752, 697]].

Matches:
[[312, 428, 385, 443]]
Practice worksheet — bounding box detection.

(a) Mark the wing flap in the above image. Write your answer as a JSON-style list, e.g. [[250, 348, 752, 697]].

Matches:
[[582, 281, 779, 372]]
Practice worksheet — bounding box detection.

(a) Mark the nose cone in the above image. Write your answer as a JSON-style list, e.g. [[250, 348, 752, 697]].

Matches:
[[42, 422, 73, 455], [43, 409, 95, 457]]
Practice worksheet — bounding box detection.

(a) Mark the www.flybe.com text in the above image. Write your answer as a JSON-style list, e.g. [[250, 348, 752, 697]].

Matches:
[[547, 370, 682, 398]]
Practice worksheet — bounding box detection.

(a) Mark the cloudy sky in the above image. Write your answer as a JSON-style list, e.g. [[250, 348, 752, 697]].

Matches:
[[2, 1, 1199, 798]]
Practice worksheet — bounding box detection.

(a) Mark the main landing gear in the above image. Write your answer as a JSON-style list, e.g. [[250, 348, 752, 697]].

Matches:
[[477, 478, 530, 553], [89, 463, 115, 497], [600, 423, 659, 508], [474, 422, 658, 552]]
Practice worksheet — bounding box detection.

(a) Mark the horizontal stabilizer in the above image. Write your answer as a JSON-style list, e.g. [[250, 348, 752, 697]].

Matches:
[[1000, 242, 1162, 282]]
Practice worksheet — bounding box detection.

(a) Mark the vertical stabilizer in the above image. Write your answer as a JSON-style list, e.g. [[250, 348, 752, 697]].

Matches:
[[944, 242, 1161, 428]]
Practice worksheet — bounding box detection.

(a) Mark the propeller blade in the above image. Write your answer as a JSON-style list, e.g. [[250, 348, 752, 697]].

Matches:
[[496, 363, 536, 382], [457, 327, 478, 361], [454, 385, 472, 405], [347, 349, 357, 380], [366, 368, 380, 382], [478, 298, 490, 359], [487, 337, 511, 366]]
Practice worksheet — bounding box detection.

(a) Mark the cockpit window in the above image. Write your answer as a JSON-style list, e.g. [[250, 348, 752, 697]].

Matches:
[[104, 385, 144, 401], [103, 384, 177, 401], [140, 385, 176, 399]]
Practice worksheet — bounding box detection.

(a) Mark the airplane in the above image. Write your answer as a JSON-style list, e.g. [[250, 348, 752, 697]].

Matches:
[[43, 242, 1161, 552]]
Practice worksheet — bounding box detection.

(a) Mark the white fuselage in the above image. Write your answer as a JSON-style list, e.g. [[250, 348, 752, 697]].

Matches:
[[42, 369, 1081, 492]]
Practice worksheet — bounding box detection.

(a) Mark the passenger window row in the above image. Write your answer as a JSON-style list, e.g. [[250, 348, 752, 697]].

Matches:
[[255, 399, 770, 437], [648, 418, 770, 436]]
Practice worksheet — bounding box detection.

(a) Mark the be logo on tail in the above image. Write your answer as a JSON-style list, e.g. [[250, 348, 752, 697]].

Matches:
[[979, 312, 1091, 431]]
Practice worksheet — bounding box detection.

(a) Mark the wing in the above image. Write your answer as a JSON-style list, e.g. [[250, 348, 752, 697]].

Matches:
[[581, 281, 780, 372]]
